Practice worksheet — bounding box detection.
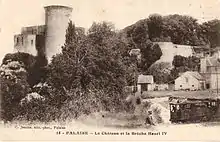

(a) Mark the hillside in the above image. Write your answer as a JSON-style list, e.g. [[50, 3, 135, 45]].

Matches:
[[121, 14, 220, 65]]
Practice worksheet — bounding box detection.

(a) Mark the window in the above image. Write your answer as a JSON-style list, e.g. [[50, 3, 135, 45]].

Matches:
[[206, 84, 210, 89], [17, 37, 19, 43], [180, 85, 182, 87], [171, 105, 176, 112], [211, 102, 216, 106], [192, 85, 194, 87], [176, 105, 180, 110], [31, 40, 34, 46], [207, 102, 211, 107]]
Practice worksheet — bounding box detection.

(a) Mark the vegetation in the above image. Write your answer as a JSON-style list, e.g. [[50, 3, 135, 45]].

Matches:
[[1, 14, 219, 122], [168, 55, 200, 83], [122, 14, 220, 47], [0, 58, 31, 121], [147, 62, 172, 84]]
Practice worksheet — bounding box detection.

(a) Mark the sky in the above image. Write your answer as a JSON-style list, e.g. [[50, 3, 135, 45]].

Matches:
[[0, 0, 220, 62]]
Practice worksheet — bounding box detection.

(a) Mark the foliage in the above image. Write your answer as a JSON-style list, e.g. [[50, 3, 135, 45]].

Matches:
[[46, 21, 130, 118], [2, 52, 35, 71], [3, 15, 220, 122], [161, 14, 206, 45], [2, 52, 48, 86], [147, 62, 172, 84], [172, 55, 200, 70], [168, 55, 200, 83], [139, 42, 162, 72], [28, 54, 48, 86], [0, 51, 48, 121], [0, 60, 31, 121], [122, 14, 216, 46], [201, 19, 220, 48], [172, 55, 188, 67], [15, 85, 63, 122], [147, 14, 163, 41]]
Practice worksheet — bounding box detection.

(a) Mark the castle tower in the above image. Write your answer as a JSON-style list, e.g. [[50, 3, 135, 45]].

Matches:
[[44, 5, 72, 61]]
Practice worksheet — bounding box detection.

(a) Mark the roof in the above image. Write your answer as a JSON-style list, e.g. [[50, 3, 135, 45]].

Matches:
[[137, 74, 154, 84], [178, 71, 204, 81], [169, 96, 219, 104]]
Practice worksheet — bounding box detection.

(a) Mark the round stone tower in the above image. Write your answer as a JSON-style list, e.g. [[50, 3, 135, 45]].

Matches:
[[44, 5, 72, 61]]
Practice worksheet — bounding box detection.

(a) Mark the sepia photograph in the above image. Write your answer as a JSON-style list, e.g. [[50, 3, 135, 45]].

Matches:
[[0, 0, 220, 141]]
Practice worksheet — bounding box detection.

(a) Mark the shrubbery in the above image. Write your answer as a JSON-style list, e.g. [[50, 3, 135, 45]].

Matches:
[[1, 16, 206, 123], [0, 60, 31, 121], [1, 21, 134, 122]]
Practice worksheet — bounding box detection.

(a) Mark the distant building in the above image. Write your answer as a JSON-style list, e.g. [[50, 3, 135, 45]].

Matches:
[[200, 53, 220, 90], [14, 25, 46, 56], [14, 5, 73, 61], [154, 84, 169, 91], [174, 71, 206, 91], [137, 74, 154, 92]]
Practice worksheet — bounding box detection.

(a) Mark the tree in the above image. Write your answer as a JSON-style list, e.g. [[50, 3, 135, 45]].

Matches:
[[0, 59, 31, 121], [139, 41, 162, 72], [172, 55, 200, 71], [2, 52, 36, 71], [168, 55, 200, 83], [147, 14, 163, 41], [147, 62, 172, 84], [88, 21, 115, 45], [201, 19, 220, 48], [162, 15, 205, 45], [28, 54, 48, 86], [172, 55, 188, 67], [65, 20, 77, 46], [122, 14, 208, 46], [47, 22, 129, 115]]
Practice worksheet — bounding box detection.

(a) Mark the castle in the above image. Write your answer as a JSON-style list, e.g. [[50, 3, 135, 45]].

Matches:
[[14, 5, 73, 61]]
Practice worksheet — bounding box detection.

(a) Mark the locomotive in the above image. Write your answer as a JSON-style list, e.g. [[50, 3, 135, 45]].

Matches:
[[169, 96, 220, 123]]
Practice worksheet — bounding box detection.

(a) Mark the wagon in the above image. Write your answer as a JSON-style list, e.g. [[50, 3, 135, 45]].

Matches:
[[169, 97, 219, 123]]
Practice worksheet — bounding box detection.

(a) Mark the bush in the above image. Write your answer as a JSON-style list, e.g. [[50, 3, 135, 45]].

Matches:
[[0, 60, 31, 121]]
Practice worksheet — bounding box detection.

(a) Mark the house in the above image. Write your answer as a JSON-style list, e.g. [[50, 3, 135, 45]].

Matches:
[[174, 71, 206, 91], [154, 84, 169, 91], [200, 53, 220, 90], [137, 74, 154, 92]]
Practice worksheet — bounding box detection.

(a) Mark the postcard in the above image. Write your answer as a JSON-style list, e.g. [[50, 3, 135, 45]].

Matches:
[[1, 0, 220, 141]]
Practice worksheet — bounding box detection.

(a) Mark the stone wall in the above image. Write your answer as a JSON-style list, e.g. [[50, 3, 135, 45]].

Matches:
[[155, 42, 194, 63]]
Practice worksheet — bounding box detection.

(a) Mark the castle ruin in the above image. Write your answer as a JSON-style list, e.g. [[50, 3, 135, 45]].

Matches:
[[14, 5, 73, 61]]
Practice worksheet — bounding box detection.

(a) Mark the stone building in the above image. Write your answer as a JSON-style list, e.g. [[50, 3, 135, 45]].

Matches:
[[137, 74, 154, 92], [200, 53, 220, 90], [14, 25, 46, 56], [174, 71, 206, 91], [14, 5, 73, 61]]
